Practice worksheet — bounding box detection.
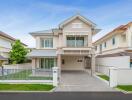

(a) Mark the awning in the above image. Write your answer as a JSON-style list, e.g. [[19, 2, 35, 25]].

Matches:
[[27, 49, 57, 58], [0, 55, 8, 61], [96, 52, 132, 59]]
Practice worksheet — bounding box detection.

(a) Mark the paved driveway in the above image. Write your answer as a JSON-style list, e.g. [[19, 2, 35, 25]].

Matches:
[[55, 71, 116, 92]]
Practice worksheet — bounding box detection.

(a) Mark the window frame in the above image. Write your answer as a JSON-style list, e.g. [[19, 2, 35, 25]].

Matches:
[[67, 36, 84, 47], [104, 42, 107, 48], [112, 37, 115, 45], [41, 38, 53, 48]]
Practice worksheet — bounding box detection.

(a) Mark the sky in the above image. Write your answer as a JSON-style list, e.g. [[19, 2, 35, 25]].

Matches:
[[0, 0, 132, 47]]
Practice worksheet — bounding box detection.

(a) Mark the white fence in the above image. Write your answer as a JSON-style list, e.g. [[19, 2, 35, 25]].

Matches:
[[96, 56, 130, 68], [109, 68, 132, 87], [96, 65, 110, 76], [3, 63, 32, 69], [96, 65, 132, 87], [0, 64, 59, 86], [0, 63, 32, 75]]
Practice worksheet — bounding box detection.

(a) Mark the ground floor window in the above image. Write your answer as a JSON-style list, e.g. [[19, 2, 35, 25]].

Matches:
[[40, 58, 56, 69]]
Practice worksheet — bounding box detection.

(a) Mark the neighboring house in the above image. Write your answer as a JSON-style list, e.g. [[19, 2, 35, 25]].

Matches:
[[0, 31, 27, 64], [28, 14, 100, 75], [94, 22, 132, 68]]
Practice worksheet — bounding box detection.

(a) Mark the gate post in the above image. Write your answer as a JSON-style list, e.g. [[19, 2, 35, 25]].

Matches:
[[53, 67, 58, 86], [109, 67, 118, 87]]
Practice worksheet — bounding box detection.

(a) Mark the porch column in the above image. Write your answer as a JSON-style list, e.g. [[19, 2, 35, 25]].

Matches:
[[36, 58, 40, 68], [91, 54, 95, 76], [57, 54, 61, 79], [32, 58, 36, 69]]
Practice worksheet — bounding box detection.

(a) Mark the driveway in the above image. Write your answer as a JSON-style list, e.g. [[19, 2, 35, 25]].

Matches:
[[55, 71, 116, 92]]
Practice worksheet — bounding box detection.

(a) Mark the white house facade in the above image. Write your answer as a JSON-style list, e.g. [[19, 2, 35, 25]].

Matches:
[[28, 14, 101, 75]]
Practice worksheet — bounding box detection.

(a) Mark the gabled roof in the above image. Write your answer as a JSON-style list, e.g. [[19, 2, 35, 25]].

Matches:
[[94, 22, 132, 45], [59, 14, 97, 28], [0, 31, 16, 41], [30, 29, 54, 36], [0, 31, 27, 46]]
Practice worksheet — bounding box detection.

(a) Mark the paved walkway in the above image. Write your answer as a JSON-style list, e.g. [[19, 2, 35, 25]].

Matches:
[[55, 71, 116, 92]]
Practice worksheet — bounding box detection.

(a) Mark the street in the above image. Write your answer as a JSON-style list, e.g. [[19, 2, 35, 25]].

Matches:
[[0, 92, 132, 100]]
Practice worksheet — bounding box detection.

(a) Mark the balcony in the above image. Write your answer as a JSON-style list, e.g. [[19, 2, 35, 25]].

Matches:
[[56, 47, 92, 55]]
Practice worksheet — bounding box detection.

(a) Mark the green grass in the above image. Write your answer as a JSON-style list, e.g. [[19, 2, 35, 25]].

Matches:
[[0, 70, 52, 80], [117, 85, 132, 92], [0, 84, 54, 91], [97, 74, 109, 81], [28, 76, 52, 80]]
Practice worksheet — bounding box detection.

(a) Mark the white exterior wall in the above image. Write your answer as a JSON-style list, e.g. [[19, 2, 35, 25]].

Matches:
[[109, 68, 132, 87], [62, 18, 92, 47], [0, 36, 13, 58], [96, 56, 130, 69], [94, 24, 132, 55], [35, 18, 93, 49], [117, 69, 132, 85], [96, 66, 110, 76], [61, 56, 84, 70], [0, 37, 12, 49], [35, 36, 59, 49], [95, 33, 128, 54]]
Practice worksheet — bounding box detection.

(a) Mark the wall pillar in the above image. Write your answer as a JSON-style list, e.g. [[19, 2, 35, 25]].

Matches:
[[57, 54, 61, 80], [53, 67, 59, 86], [32, 58, 36, 69], [91, 54, 95, 76], [36, 58, 40, 68], [109, 67, 118, 87], [32, 58, 36, 75]]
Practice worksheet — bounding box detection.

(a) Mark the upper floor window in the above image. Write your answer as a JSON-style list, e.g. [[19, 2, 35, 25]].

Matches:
[[67, 36, 84, 47], [112, 37, 115, 45], [100, 44, 102, 52], [95, 46, 97, 51], [41, 38, 53, 48], [104, 42, 107, 48], [72, 23, 82, 28]]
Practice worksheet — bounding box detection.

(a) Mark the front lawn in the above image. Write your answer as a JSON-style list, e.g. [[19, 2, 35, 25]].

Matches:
[[117, 85, 132, 92], [97, 74, 109, 81], [0, 84, 54, 91]]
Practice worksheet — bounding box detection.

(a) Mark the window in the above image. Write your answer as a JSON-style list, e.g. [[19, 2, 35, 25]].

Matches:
[[40, 58, 55, 69], [76, 37, 84, 47], [72, 23, 82, 28], [95, 46, 97, 51], [67, 37, 76, 47], [41, 38, 53, 48], [67, 36, 84, 47], [100, 44, 102, 52], [104, 42, 107, 48], [112, 37, 115, 45]]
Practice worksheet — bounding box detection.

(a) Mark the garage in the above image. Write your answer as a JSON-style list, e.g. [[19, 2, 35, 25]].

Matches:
[[61, 56, 90, 71]]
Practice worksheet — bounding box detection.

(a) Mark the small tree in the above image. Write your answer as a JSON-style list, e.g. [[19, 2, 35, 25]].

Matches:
[[9, 40, 28, 64], [0, 60, 4, 76]]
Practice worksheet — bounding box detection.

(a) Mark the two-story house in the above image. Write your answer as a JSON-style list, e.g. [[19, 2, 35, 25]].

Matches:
[[0, 31, 27, 64], [94, 22, 132, 66], [28, 14, 100, 75]]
